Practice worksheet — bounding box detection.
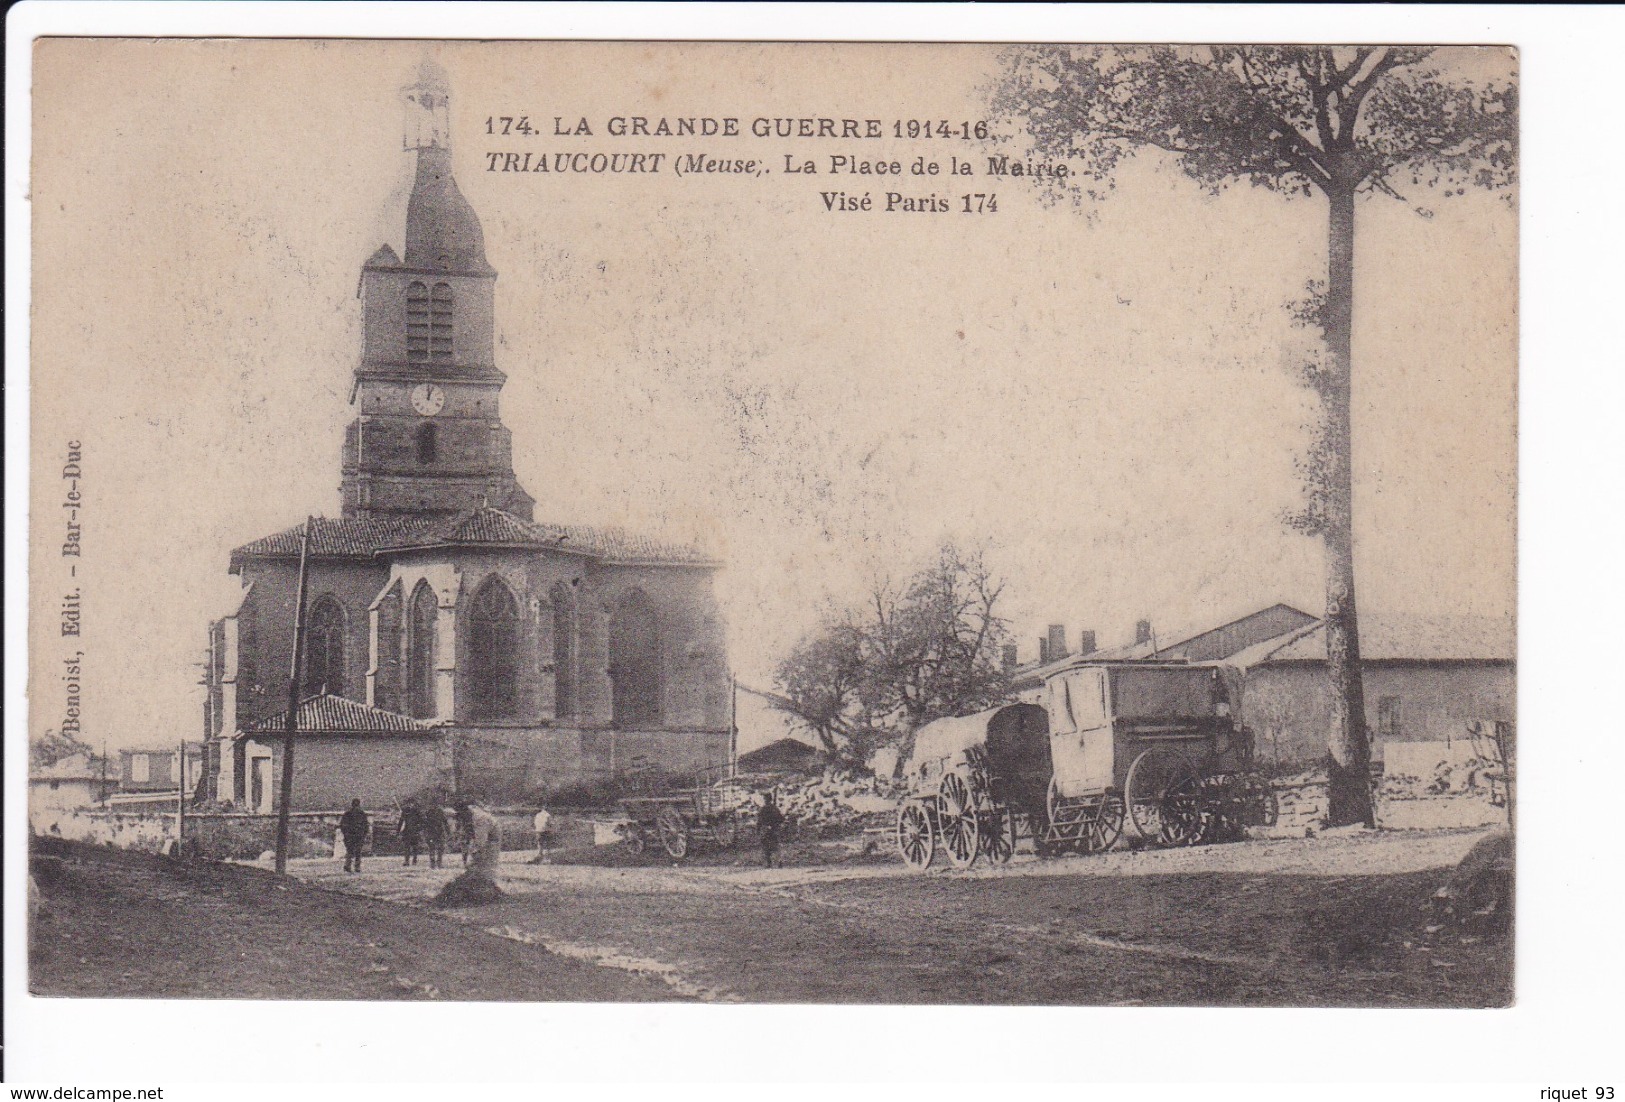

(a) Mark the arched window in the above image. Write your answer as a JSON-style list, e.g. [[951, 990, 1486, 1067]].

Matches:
[[374, 581, 403, 713], [609, 589, 661, 727], [415, 422, 437, 465], [405, 282, 430, 361], [407, 581, 438, 719], [304, 596, 345, 698], [550, 581, 577, 719], [430, 283, 454, 360], [467, 577, 520, 720]]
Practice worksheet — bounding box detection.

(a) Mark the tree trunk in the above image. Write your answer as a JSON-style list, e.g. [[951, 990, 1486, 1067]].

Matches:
[[1322, 183, 1375, 827]]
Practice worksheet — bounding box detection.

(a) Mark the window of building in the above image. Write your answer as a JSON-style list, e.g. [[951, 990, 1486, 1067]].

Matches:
[[415, 422, 437, 465], [609, 589, 661, 727], [374, 581, 403, 713], [406, 281, 430, 360], [131, 753, 149, 783], [304, 596, 345, 698], [550, 581, 577, 719], [408, 581, 438, 719], [467, 577, 520, 720], [1378, 696, 1404, 740]]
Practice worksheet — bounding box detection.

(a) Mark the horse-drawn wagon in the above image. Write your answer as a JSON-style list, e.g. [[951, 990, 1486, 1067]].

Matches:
[[617, 775, 753, 860], [894, 662, 1276, 871]]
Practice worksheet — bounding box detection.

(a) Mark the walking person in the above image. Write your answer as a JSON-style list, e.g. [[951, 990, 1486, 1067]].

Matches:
[[757, 791, 786, 868], [529, 803, 555, 865], [423, 803, 449, 869], [397, 798, 426, 867], [455, 803, 475, 868], [339, 798, 370, 874]]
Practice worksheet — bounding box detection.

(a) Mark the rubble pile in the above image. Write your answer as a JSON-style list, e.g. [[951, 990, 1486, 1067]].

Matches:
[[745, 773, 900, 835]]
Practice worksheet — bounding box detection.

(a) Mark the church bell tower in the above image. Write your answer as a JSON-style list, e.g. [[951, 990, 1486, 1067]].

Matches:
[[340, 59, 535, 521]]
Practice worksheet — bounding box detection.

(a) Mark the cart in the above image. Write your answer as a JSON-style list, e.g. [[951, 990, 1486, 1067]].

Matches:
[[1042, 662, 1276, 850], [893, 664, 1277, 871], [893, 703, 1051, 871], [617, 775, 752, 860]]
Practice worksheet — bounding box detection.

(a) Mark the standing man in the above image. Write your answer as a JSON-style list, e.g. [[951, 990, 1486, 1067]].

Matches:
[[423, 803, 449, 869], [397, 798, 426, 867], [339, 798, 370, 874], [757, 792, 786, 869], [529, 803, 554, 865]]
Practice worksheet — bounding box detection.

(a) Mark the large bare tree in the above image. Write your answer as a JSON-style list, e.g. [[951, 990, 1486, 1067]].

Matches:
[[775, 544, 1015, 770], [992, 46, 1516, 824]]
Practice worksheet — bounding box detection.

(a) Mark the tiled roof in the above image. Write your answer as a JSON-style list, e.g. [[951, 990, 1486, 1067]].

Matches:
[[1235, 615, 1515, 665], [241, 694, 438, 736], [232, 509, 716, 567], [231, 516, 439, 561]]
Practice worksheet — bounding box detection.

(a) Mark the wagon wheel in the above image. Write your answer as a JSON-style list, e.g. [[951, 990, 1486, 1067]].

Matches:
[[655, 806, 690, 860], [980, 805, 1017, 865], [1159, 774, 1208, 846], [625, 826, 647, 856], [1086, 796, 1125, 854], [712, 811, 739, 850], [937, 772, 981, 869], [895, 801, 935, 871], [1124, 747, 1199, 844]]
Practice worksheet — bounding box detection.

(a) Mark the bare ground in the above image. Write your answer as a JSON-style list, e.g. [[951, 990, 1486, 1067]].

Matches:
[[281, 826, 1513, 1007], [27, 837, 679, 1002]]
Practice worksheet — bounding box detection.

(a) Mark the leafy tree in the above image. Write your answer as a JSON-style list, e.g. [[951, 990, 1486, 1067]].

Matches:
[[774, 545, 1015, 770], [30, 727, 96, 770], [992, 46, 1516, 825]]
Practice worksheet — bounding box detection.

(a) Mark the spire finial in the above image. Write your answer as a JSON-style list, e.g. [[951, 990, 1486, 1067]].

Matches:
[[402, 56, 451, 152]]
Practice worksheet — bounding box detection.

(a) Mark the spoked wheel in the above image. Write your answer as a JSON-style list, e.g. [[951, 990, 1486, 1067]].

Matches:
[[712, 811, 739, 850], [980, 805, 1017, 865], [1085, 796, 1125, 853], [937, 772, 981, 869], [1125, 748, 1199, 845], [1238, 774, 1279, 829], [896, 801, 935, 871], [656, 806, 690, 860], [1159, 775, 1209, 846], [623, 825, 647, 856]]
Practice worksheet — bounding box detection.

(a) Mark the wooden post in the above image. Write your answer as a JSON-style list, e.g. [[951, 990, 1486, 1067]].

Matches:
[[177, 738, 186, 856], [273, 516, 315, 875], [729, 675, 739, 778]]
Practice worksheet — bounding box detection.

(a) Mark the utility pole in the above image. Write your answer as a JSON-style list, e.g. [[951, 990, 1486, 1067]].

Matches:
[[729, 675, 739, 778], [176, 738, 187, 857], [273, 517, 315, 875]]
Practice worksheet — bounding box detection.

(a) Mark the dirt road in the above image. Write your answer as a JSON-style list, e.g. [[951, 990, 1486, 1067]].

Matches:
[[28, 839, 678, 1002], [287, 826, 1511, 1007]]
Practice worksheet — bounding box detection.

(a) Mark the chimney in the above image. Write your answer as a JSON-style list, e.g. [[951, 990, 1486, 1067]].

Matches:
[[1047, 624, 1068, 661], [1001, 644, 1019, 671], [1078, 629, 1097, 656], [1136, 619, 1153, 645], [1038, 637, 1050, 664]]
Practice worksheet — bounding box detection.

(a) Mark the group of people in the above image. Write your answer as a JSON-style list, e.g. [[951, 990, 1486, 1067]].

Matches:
[[335, 797, 500, 874], [335, 789, 792, 873]]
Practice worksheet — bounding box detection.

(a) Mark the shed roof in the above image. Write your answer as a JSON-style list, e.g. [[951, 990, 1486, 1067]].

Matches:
[[241, 694, 438, 737]]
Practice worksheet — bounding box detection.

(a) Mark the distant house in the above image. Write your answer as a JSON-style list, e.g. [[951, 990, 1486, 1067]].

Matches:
[[1221, 615, 1514, 772], [734, 683, 821, 762], [237, 694, 447, 813], [29, 753, 110, 829], [1015, 604, 1514, 773], [737, 737, 824, 775], [119, 745, 205, 794]]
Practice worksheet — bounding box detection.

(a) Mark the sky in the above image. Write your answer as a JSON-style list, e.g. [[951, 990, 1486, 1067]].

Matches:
[[28, 40, 1516, 751]]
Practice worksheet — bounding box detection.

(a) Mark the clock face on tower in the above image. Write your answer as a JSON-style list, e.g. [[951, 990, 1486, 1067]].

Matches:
[[410, 383, 446, 416]]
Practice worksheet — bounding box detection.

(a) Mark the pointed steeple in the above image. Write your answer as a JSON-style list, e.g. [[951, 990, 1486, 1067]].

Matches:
[[400, 59, 492, 275]]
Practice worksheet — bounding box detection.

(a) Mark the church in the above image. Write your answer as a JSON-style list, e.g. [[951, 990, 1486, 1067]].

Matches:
[[199, 64, 733, 812]]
